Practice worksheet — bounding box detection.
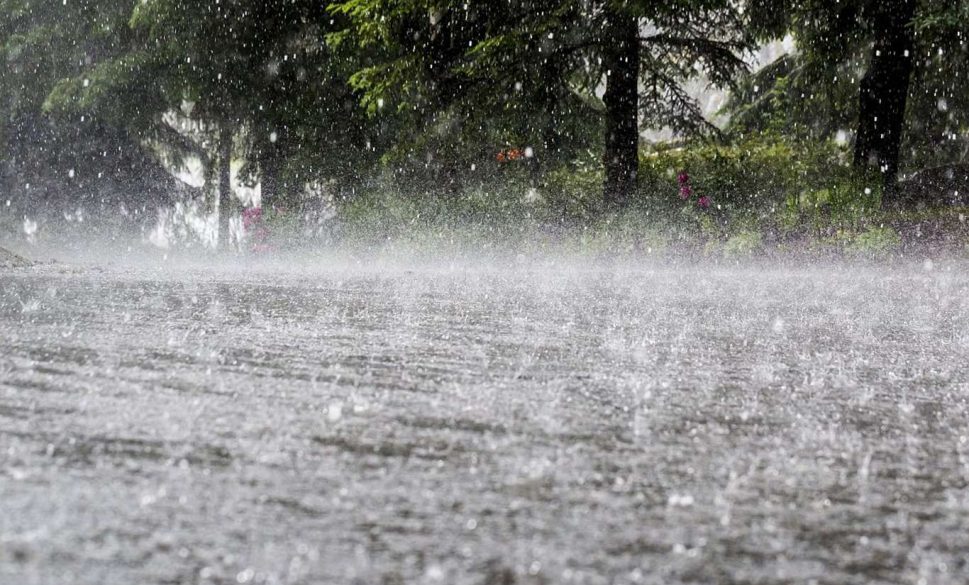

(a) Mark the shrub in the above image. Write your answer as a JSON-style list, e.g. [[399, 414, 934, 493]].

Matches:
[[322, 132, 901, 255], [543, 166, 604, 221], [722, 230, 765, 257], [637, 133, 880, 235], [849, 226, 901, 258]]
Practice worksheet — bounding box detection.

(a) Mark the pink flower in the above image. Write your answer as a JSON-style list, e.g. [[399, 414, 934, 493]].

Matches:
[[241, 207, 275, 254], [242, 207, 263, 229], [679, 185, 693, 199], [697, 196, 711, 209], [677, 171, 690, 185]]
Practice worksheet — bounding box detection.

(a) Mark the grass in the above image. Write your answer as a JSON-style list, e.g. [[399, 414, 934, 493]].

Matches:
[[5, 134, 968, 262], [307, 182, 969, 261]]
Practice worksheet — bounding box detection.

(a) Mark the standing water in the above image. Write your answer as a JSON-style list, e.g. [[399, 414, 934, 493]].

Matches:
[[2, 259, 968, 584]]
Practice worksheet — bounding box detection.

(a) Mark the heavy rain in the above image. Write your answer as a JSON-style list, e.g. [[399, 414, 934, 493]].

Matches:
[[2, 1, 969, 584]]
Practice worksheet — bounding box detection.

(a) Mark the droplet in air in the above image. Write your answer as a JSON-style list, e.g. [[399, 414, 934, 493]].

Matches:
[[668, 493, 694, 507], [771, 317, 785, 334], [23, 217, 38, 241]]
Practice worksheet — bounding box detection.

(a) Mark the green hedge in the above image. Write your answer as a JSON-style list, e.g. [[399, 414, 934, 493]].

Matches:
[[326, 133, 896, 255], [637, 135, 881, 233]]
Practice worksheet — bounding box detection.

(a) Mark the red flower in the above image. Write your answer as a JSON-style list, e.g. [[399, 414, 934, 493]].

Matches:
[[697, 196, 711, 209], [497, 148, 527, 163], [242, 207, 263, 229]]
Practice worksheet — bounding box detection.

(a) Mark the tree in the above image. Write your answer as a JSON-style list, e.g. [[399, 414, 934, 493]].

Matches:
[[331, 0, 749, 207], [736, 0, 969, 200], [328, 0, 600, 195], [44, 0, 379, 247], [0, 0, 184, 222], [852, 0, 917, 192], [601, 3, 639, 206], [903, 1, 969, 173]]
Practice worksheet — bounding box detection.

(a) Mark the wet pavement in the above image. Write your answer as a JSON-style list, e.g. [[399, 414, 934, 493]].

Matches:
[[2, 259, 969, 584]]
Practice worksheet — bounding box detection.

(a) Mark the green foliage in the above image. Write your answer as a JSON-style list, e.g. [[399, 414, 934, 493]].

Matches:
[[638, 135, 876, 227], [543, 157, 606, 221], [722, 230, 764, 257], [3, 0, 383, 215], [849, 226, 901, 257], [2, 0, 968, 241], [731, 0, 969, 175], [327, 0, 751, 196], [793, 177, 883, 237], [723, 53, 860, 142], [0, 0, 183, 215]]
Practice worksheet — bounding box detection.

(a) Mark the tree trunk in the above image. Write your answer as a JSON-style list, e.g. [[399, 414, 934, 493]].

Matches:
[[260, 151, 280, 210], [217, 125, 233, 249], [853, 0, 916, 200], [602, 6, 640, 208], [539, 60, 563, 171], [259, 127, 288, 209]]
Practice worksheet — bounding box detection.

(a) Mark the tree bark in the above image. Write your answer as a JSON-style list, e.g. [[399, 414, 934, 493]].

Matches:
[[539, 73, 560, 177], [602, 6, 640, 208], [259, 127, 288, 209], [260, 151, 281, 209], [217, 125, 233, 249], [853, 0, 917, 199]]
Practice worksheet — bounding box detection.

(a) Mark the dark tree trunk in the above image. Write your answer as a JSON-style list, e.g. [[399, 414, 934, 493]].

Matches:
[[259, 127, 288, 209], [539, 66, 561, 176], [260, 151, 281, 209], [602, 6, 640, 208], [217, 125, 233, 249], [853, 0, 917, 199]]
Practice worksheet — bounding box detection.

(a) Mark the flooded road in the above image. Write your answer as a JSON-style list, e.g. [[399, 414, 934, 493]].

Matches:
[[2, 260, 969, 585]]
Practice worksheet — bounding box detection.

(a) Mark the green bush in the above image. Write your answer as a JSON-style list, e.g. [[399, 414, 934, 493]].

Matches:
[[722, 230, 764, 257], [543, 165, 604, 221], [637, 133, 880, 235], [322, 132, 912, 256], [849, 226, 901, 258]]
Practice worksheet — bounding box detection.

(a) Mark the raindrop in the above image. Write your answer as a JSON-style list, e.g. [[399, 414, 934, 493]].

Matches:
[[771, 317, 785, 334]]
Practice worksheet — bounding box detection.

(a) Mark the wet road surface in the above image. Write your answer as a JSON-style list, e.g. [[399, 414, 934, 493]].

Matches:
[[2, 260, 969, 584]]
